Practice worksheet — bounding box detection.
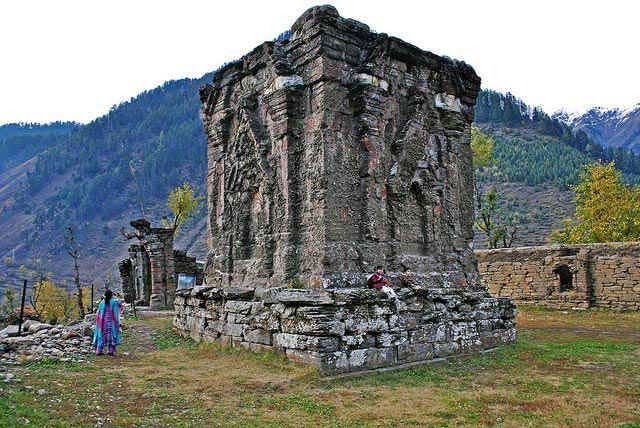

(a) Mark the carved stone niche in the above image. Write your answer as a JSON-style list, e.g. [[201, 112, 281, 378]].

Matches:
[[200, 5, 481, 291]]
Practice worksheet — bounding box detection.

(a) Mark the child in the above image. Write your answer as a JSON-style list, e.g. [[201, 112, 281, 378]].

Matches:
[[367, 266, 399, 305]]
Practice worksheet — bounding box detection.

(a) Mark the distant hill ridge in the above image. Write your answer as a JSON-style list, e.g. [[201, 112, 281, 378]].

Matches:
[[554, 104, 640, 153], [475, 90, 640, 182]]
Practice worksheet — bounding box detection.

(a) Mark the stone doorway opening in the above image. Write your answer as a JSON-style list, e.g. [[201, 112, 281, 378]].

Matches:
[[554, 264, 574, 292]]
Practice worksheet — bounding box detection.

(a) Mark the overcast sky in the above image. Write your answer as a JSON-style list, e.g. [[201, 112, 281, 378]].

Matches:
[[1, 0, 638, 125]]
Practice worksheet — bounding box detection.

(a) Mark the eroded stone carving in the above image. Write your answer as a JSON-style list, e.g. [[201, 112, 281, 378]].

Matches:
[[200, 5, 481, 290]]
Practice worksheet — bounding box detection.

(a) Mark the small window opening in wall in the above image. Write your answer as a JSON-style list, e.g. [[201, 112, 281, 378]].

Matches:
[[554, 265, 574, 292]]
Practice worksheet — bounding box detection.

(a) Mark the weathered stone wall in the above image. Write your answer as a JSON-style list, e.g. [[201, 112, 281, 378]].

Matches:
[[173, 286, 516, 374], [174, 250, 204, 285], [200, 5, 481, 289], [476, 242, 640, 310]]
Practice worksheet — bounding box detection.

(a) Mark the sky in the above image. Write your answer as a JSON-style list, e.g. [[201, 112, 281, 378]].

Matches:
[[1, 0, 638, 125]]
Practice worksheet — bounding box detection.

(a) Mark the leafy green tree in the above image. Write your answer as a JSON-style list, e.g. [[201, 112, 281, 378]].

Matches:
[[162, 183, 204, 236], [552, 162, 640, 243]]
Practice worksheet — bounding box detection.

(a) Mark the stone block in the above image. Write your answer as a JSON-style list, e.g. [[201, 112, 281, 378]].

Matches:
[[280, 318, 345, 336], [274, 333, 340, 352], [224, 301, 253, 314], [262, 288, 334, 305], [250, 311, 280, 332], [222, 323, 245, 337], [244, 329, 272, 345], [332, 289, 380, 305], [344, 314, 388, 334], [433, 341, 461, 357], [376, 332, 408, 347], [342, 334, 376, 348], [286, 349, 349, 373], [397, 342, 434, 363], [410, 324, 448, 343], [222, 288, 255, 300]]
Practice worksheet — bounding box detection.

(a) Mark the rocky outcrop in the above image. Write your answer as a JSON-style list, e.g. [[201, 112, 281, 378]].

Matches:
[[174, 286, 516, 374], [200, 5, 481, 289]]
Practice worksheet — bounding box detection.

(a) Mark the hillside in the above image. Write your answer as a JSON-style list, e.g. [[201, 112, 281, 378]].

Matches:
[[555, 104, 640, 153], [473, 91, 640, 249], [0, 75, 213, 289], [0, 122, 77, 174]]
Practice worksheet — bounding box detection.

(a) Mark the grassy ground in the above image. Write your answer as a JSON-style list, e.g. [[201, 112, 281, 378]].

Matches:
[[1, 307, 638, 427]]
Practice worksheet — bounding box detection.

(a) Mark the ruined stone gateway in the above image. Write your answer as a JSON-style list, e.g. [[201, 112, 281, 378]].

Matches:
[[173, 6, 517, 374]]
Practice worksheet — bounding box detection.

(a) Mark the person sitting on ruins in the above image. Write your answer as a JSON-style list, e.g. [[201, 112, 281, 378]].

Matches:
[[400, 268, 422, 292], [368, 266, 400, 306], [93, 289, 123, 356]]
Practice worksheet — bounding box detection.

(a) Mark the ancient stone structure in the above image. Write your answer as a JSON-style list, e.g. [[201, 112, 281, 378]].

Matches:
[[477, 242, 640, 310], [119, 219, 203, 309], [200, 5, 481, 289], [174, 6, 517, 374], [174, 250, 205, 286], [174, 286, 516, 374]]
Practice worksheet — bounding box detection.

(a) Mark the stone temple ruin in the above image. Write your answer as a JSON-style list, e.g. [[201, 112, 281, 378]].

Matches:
[[173, 6, 517, 374], [119, 219, 203, 309], [477, 242, 640, 311]]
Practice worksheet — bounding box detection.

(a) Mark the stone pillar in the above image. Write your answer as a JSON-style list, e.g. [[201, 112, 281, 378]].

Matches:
[[576, 248, 594, 308], [146, 229, 176, 309], [118, 259, 134, 304], [128, 244, 151, 306]]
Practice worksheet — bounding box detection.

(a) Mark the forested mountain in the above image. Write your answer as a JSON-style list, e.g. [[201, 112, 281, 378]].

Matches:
[[1, 76, 639, 288], [554, 104, 640, 153], [473, 90, 640, 248], [0, 74, 213, 289], [475, 91, 640, 186], [0, 122, 78, 174]]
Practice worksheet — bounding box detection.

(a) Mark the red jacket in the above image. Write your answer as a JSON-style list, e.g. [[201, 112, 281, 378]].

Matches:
[[368, 273, 389, 290]]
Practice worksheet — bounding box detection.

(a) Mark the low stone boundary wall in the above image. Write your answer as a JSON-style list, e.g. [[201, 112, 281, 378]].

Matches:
[[173, 286, 516, 374], [477, 242, 640, 310]]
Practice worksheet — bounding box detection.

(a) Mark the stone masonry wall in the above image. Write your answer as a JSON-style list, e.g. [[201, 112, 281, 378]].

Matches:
[[200, 5, 481, 289], [476, 242, 640, 310], [173, 286, 516, 374]]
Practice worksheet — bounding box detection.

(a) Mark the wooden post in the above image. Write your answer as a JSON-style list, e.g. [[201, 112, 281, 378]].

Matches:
[[17, 280, 27, 335]]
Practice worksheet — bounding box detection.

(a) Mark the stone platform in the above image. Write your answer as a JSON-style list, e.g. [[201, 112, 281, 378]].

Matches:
[[173, 286, 516, 374]]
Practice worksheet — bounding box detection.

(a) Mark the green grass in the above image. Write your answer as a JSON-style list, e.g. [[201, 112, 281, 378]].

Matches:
[[152, 325, 197, 350], [0, 308, 638, 427]]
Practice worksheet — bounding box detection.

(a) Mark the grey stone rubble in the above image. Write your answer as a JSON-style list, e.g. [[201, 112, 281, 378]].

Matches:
[[173, 285, 516, 374], [0, 317, 94, 364]]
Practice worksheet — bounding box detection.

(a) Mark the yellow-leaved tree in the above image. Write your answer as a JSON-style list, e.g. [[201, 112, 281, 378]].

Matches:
[[552, 162, 640, 243], [471, 127, 520, 248], [30, 280, 69, 324], [162, 183, 204, 236], [29, 281, 90, 323]]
